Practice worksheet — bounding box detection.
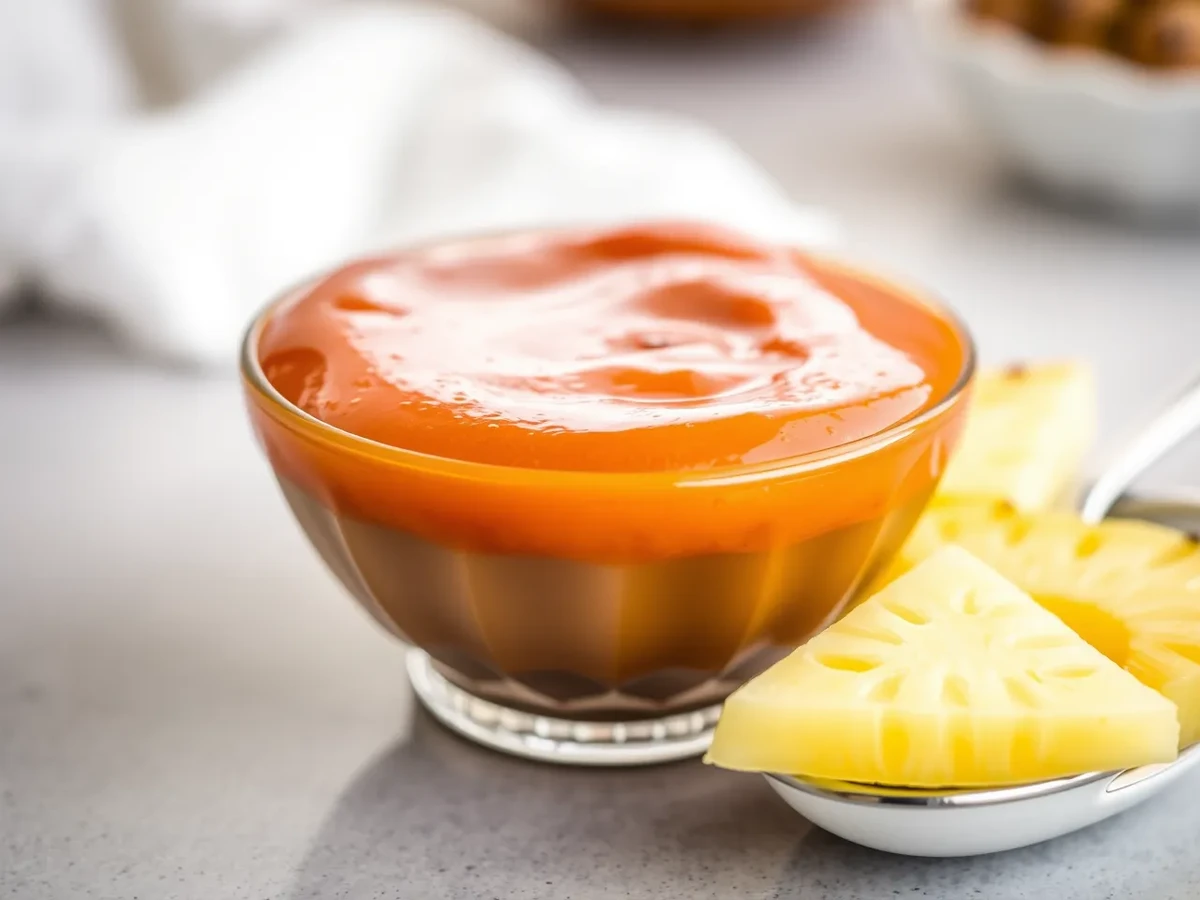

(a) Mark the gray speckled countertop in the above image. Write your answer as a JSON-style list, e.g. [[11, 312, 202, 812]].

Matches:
[[4, 4, 1200, 898]]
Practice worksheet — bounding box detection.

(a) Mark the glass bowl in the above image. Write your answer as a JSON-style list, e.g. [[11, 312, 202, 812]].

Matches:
[[241, 250, 975, 766]]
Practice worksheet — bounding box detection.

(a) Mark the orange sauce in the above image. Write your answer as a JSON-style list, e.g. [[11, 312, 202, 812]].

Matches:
[[258, 222, 962, 473], [246, 222, 972, 562]]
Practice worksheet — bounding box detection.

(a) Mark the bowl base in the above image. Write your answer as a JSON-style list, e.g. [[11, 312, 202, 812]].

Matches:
[[406, 649, 719, 766]]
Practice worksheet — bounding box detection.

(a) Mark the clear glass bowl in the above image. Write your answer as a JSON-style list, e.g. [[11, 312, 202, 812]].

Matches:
[[241, 253, 975, 765]]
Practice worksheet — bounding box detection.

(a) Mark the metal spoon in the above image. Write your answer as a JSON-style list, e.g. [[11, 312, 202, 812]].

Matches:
[[765, 369, 1200, 857]]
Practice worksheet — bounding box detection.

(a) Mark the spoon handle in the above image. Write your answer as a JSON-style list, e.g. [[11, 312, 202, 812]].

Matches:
[[1079, 371, 1200, 525]]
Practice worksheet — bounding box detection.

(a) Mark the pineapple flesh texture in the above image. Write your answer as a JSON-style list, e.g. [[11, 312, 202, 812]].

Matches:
[[936, 362, 1095, 512], [705, 547, 1179, 787], [876, 502, 1200, 746]]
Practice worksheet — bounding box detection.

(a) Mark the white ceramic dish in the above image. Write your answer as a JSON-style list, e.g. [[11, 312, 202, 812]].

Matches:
[[915, 0, 1200, 218]]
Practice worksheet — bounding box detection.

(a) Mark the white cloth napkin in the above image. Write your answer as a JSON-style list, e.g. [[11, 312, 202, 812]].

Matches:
[[0, 0, 836, 367]]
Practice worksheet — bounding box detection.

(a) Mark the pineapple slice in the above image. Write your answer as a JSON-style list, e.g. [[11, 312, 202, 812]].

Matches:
[[937, 362, 1095, 511], [705, 547, 1178, 787], [876, 502, 1200, 745]]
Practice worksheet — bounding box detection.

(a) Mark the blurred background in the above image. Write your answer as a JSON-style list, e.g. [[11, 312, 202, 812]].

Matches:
[[3, 1, 1200, 897], [2, 0, 1198, 454]]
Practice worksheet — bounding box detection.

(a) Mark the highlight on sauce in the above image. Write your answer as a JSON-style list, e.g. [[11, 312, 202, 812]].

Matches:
[[257, 222, 965, 473]]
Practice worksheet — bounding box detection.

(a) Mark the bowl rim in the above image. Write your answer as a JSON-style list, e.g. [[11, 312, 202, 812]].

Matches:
[[765, 768, 1112, 808], [240, 228, 977, 489]]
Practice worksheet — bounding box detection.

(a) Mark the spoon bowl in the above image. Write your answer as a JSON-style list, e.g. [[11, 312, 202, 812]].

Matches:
[[766, 732, 1200, 857]]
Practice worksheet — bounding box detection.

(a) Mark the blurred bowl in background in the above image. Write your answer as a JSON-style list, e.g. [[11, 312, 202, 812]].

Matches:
[[569, 0, 846, 23], [917, 0, 1200, 220]]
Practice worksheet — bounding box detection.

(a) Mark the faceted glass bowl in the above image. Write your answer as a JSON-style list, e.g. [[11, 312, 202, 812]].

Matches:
[[241, 254, 975, 765]]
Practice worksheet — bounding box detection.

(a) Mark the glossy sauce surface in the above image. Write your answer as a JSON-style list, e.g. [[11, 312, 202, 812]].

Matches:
[[258, 223, 964, 472]]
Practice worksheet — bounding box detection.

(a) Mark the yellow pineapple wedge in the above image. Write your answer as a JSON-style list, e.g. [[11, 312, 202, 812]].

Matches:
[[705, 547, 1179, 787], [876, 502, 1200, 745], [936, 361, 1095, 511]]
